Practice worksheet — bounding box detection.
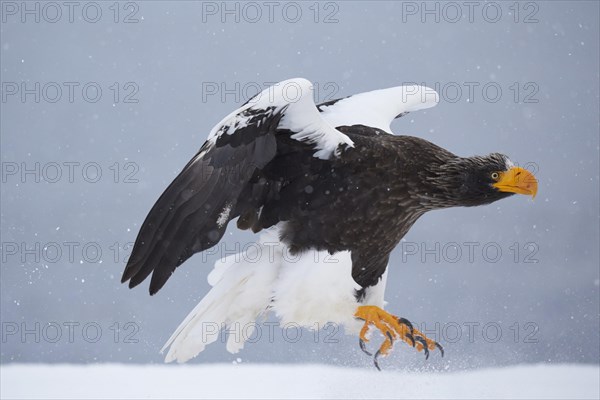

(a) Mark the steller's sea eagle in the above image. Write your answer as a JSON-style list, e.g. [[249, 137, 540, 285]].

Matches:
[[121, 78, 538, 369]]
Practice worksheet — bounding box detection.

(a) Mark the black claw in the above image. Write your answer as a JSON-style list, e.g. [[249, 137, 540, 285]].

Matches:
[[397, 317, 414, 335], [406, 333, 415, 347], [415, 336, 430, 360], [359, 339, 372, 356], [373, 350, 382, 371], [435, 342, 445, 358], [385, 331, 394, 344]]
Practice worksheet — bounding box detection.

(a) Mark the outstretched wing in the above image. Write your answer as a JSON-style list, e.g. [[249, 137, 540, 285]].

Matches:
[[121, 78, 353, 295], [317, 85, 439, 133]]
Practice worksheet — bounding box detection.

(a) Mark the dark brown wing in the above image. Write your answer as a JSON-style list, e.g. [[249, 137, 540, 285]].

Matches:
[[121, 79, 353, 295]]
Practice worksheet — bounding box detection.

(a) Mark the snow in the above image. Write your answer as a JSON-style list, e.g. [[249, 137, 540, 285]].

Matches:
[[1, 363, 598, 399], [216, 203, 232, 228]]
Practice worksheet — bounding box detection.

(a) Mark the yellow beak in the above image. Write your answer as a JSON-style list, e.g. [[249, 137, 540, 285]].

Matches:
[[493, 167, 538, 198]]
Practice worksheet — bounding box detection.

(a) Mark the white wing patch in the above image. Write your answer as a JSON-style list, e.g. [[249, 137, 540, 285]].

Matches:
[[206, 78, 354, 160], [319, 85, 439, 133]]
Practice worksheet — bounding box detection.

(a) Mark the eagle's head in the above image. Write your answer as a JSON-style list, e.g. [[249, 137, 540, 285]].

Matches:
[[424, 152, 538, 208]]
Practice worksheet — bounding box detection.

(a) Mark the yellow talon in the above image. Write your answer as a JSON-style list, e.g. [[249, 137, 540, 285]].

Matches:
[[354, 305, 443, 370]]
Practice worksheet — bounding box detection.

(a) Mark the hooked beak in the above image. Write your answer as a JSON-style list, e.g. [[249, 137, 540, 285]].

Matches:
[[493, 167, 538, 199]]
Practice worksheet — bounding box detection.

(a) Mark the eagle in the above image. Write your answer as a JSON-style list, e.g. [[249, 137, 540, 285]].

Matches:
[[121, 78, 538, 370]]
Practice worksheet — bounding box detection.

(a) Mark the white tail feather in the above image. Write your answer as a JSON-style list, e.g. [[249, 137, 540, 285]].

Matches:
[[162, 231, 282, 363], [161, 227, 388, 363]]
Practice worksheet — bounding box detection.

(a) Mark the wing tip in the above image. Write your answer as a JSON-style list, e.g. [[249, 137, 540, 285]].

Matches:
[[121, 267, 161, 296], [120, 263, 136, 284], [403, 85, 439, 110], [148, 283, 161, 296]]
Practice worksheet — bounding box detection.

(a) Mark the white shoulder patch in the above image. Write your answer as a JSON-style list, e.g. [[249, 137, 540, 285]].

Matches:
[[319, 85, 439, 133], [206, 78, 354, 160]]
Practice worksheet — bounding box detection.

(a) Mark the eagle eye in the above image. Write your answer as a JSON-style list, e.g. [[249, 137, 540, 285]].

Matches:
[[491, 172, 500, 180]]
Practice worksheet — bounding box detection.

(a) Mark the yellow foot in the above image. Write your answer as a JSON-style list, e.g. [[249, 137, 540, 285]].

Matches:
[[354, 305, 444, 370]]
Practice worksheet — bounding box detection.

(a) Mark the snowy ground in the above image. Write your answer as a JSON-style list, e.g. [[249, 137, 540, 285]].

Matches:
[[1, 363, 598, 399]]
